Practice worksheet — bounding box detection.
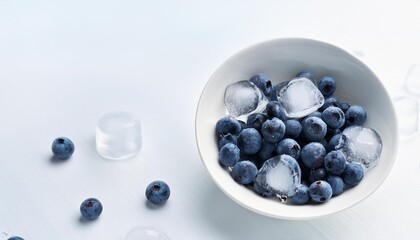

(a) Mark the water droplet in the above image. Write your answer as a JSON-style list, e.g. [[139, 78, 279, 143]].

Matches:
[[276, 194, 288, 203]]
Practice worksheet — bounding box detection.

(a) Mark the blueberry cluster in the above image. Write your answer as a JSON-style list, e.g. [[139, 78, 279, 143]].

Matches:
[[216, 71, 367, 204]]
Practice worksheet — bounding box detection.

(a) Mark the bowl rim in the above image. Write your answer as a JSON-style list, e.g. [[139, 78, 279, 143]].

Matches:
[[195, 37, 399, 220]]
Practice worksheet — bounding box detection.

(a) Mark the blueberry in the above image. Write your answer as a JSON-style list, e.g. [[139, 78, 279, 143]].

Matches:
[[231, 160, 258, 185], [345, 105, 367, 126], [326, 175, 345, 196], [328, 133, 342, 152], [321, 106, 345, 129], [291, 184, 310, 205], [261, 117, 285, 143], [318, 76, 336, 97], [284, 119, 302, 139], [295, 70, 315, 82], [8, 237, 24, 240], [265, 101, 287, 121], [237, 128, 262, 155], [216, 116, 241, 136], [257, 139, 277, 161], [306, 111, 322, 119], [308, 168, 327, 183], [309, 180, 333, 203], [218, 133, 237, 149], [342, 163, 364, 187], [301, 117, 327, 142], [219, 143, 240, 167], [324, 150, 346, 175], [276, 138, 301, 159], [80, 198, 103, 220], [51, 137, 75, 159], [320, 96, 340, 111], [145, 180, 171, 205], [249, 73, 272, 95], [246, 113, 267, 132], [339, 102, 351, 113], [300, 142, 326, 169]]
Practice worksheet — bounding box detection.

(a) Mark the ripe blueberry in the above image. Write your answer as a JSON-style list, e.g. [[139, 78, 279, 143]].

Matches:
[[145, 180, 171, 205], [51, 137, 75, 159], [80, 198, 103, 220]]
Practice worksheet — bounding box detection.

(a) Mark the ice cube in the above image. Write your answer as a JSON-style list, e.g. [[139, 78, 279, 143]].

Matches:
[[124, 225, 170, 240], [269, 77, 318, 101], [224, 80, 268, 119], [96, 111, 142, 160], [254, 155, 301, 197], [336, 126, 382, 171], [277, 77, 325, 118], [405, 64, 420, 95], [393, 96, 419, 140]]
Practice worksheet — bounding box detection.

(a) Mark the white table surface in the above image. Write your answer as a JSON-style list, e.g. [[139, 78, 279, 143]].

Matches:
[[1, 1, 420, 239]]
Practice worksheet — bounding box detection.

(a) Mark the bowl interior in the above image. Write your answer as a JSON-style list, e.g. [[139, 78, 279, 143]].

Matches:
[[195, 38, 398, 220]]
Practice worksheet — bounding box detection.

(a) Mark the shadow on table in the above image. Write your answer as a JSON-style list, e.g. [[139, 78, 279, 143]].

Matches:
[[195, 183, 333, 239]]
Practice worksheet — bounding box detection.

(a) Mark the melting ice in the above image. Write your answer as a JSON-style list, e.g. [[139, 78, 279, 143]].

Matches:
[[336, 125, 382, 171]]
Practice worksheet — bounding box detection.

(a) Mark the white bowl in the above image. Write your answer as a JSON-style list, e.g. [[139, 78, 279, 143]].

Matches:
[[195, 38, 398, 220]]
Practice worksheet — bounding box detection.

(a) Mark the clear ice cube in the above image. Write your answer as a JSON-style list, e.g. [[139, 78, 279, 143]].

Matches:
[[254, 155, 301, 197], [96, 111, 142, 160], [277, 77, 325, 118], [124, 225, 170, 240], [224, 80, 268, 119], [405, 64, 420, 95], [336, 126, 382, 171], [393, 96, 419, 140]]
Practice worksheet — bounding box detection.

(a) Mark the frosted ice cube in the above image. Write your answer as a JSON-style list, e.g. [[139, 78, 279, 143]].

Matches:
[[124, 225, 170, 240], [405, 64, 420, 95], [224, 80, 268, 119], [269, 77, 318, 101], [336, 126, 382, 171], [254, 155, 301, 197], [393, 96, 419, 140], [277, 77, 325, 118]]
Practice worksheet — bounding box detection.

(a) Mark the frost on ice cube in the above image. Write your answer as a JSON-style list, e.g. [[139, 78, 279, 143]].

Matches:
[[277, 77, 325, 118], [224, 80, 268, 119], [254, 155, 301, 197], [336, 125, 382, 171]]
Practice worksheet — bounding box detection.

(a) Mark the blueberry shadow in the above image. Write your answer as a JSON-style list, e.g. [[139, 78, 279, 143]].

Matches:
[[49, 155, 69, 164], [144, 199, 167, 210], [78, 216, 95, 224], [78, 216, 93, 224], [194, 183, 303, 239]]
